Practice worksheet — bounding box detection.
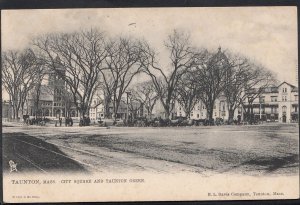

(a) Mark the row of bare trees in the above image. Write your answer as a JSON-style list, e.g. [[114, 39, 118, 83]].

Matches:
[[132, 30, 276, 122], [2, 49, 46, 119], [2, 28, 276, 123]]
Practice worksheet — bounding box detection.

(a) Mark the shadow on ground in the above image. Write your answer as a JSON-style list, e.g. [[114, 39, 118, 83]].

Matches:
[[3, 132, 88, 174], [242, 154, 299, 173]]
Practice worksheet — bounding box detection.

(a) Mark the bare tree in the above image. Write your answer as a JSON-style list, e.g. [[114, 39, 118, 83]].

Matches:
[[176, 71, 199, 118], [223, 53, 251, 123], [129, 80, 159, 119], [140, 30, 199, 119], [30, 65, 48, 117], [192, 47, 229, 122], [242, 65, 277, 123], [223, 53, 277, 123], [99, 69, 115, 118], [2, 49, 40, 119], [32, 29, 107, 118], [127, 97, 143, 120], [61, 88, 75, 117], [103, 37, 144, 120]]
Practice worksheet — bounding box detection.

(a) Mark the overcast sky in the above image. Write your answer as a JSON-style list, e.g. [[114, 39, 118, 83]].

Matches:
[[1, 7, 298, 100]]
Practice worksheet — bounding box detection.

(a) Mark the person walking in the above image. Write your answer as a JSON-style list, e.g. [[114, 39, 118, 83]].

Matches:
[[59, 117, 62, 126]]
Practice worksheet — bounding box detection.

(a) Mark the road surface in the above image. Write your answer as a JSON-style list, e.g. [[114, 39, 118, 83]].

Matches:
[[2, 123, 299, 176]]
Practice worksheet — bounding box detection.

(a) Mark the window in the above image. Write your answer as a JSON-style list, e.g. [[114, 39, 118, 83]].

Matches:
[[295, 95, 298, 101], [283, 87, 287, 93], [259, 96, 265, 103], [282, 106, 287, 114], [197, 114, 199, 118], [271, 96, 277, 102], [282, 96, 287, 102]]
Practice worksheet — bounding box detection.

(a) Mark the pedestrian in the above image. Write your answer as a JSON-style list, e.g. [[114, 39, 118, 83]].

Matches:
[[59, 117, 62, 126], [65, 117, 68, 127], [70, 118, 73, 126]]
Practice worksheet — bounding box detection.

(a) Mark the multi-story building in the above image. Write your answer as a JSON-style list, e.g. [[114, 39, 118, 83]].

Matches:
[[243, 82, 298, 123], [26, 56, 79, 119], [176, 94, 239, 121], [90, 99, 144, 122], [176, 81, 298, 123]]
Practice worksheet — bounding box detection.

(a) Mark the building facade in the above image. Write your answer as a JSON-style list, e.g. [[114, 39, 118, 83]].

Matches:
[[26, 57, 79, 119], [243, 82, 298, 123], [2, 100, 13, 120], [176, 81, 298, 123], [176, 94, 239, 121]]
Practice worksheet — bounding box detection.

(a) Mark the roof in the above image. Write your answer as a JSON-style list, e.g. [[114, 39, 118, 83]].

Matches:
[[292, 87, 298, 92], [263, 87, 279, 93], [209, 47, 229, 66], [277, 81, 297, 89], [246, 81, 298, 94], [278, 81, 299, 93], [246, 87, 278, 94]]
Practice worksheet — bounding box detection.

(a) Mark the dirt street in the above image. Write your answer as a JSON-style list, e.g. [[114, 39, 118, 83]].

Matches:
[[3, 123, 299, 176]]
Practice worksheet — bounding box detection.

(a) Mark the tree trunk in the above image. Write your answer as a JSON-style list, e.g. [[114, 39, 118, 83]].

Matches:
[[165, 110, 170, 120], [79, 110, 85, 118], [148, 109, 152, 119], [228, 109, 235, 124], [14, 104, 20, 120], [12, 106, 16, 119], [104, 96, 111, 118], [113, 105, 117, 121], [207, 104, 214, 122], [185, 110, 191, 119]]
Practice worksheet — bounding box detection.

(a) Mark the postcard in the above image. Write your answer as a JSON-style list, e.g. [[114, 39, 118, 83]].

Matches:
[[1, 7, 299, 202]]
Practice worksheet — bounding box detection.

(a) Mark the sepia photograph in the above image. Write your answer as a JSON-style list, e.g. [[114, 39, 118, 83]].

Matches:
[[1, 6, 299, 202]]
